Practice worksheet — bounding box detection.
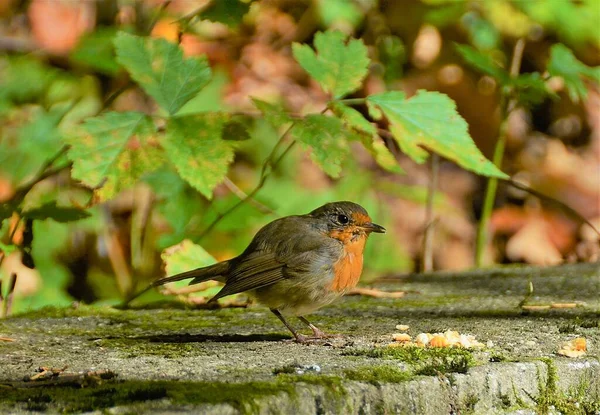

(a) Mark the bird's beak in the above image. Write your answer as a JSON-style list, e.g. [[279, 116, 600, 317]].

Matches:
[[361, 222, 386, 233]]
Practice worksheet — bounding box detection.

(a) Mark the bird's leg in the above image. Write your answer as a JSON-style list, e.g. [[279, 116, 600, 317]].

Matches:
[[298, 316, 327, 338], [270, 309, 307, 342]]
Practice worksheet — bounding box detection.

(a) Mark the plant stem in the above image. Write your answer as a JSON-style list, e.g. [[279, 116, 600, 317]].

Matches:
[[197, 116, 301, 240], [475, 38, 525, 267], [337, 98, 367, 106], [422, 153, 439, 272]]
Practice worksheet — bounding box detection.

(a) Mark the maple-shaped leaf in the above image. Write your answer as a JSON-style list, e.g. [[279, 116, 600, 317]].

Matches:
[[162, 239, 217, 277], [161, 239, 220, 293], [163, 113, 235, 199], [367, 91, 507, 178], [66, 111, 163, 201], [114, 32, 211, 115], [252, 98, 293, 127], [292, 31, 369, 98], [455, 44, 509, 84], [547, 44, 600, 103], [291, 114, 350, 178], [330, 102, 403, 174]]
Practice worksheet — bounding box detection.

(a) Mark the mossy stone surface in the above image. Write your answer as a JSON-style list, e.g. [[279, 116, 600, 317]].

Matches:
[[0, 262, 599, 413]]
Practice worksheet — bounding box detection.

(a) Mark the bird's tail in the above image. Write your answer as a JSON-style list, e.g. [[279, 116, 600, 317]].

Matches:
[[121, 261, 230, 306], [151, 261, 230, 287]]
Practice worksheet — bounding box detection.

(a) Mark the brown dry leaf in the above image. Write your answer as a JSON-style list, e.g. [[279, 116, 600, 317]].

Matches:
[[28, 0, 95, 55], [490, 206, 529, 235], [0, 337, 16, 342], [411, 24, 441, 68], [0, 176, 15, 203], [521, 305, 551, 310], [346, 287, 405, 298], [150, 18, 180, 43], [550, 303, 578, 309], [506, 216, 563, 265], [1, 251, 41, 296]]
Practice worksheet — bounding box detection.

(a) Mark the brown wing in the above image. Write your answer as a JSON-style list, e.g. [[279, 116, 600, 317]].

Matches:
[[209, 251, 285, 301], [208, 215, 337, 302]]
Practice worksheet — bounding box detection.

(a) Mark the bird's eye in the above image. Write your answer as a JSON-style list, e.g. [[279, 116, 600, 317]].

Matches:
[[337, 214, 349, 224]]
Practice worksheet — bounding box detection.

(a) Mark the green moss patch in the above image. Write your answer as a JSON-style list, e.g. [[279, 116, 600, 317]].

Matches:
[[344, 366, 413, 384], [0, 378, 295, 414], [532, 359, 600, 415], [345, 346, 474, 375]]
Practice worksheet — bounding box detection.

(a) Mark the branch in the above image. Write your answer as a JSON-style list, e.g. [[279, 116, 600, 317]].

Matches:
[[197, 105, 327, 240]]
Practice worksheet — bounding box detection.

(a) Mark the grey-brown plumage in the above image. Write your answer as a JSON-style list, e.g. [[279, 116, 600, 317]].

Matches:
[[134, 201, 385, 342]]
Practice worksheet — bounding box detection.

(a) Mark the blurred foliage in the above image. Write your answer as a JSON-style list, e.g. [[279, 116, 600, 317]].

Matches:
[[0, 0, 598, 314]]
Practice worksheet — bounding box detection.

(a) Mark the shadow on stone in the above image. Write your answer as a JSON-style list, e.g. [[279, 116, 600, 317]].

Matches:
[[132, 333, 290, 343]]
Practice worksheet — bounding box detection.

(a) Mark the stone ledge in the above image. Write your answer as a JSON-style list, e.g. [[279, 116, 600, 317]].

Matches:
[[0, 262, 598, 414]]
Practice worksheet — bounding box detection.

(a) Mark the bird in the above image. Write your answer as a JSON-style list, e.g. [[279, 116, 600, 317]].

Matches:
[[133, 201, 385, 342]]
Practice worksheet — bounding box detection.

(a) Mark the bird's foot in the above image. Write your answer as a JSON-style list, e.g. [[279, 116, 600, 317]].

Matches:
[[294, 332, 343, 344]]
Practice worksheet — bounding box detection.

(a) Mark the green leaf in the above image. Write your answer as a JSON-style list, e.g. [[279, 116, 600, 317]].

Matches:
[[199, 0, 252, 27], [144, 168, 205, 249], [330, 102, 377, 135], [509, 73, 551, 107], [71, 28, 119, 75], [162, 239, 216, 277], [1, 57, 57, 104], [377, 35, 406, 83], [113, 32, 212, 115], [252, 98, 293, 127], [23, 201, 90, 223], [163, 114, 235, 199], [176, 70, 229, 115], [367, 90, 507, 178], [330, 102, 403, 174], [455, 44, 509, 83], [463, 11, 502, 50], [292, 31, 369, 98], [316, 0, 363, 29], [222, 115, 253, 141], [66, 111, 163, 201], [291, 115, 350, 178], [0, 107, 64, 186], [547, 44, 600, 103]]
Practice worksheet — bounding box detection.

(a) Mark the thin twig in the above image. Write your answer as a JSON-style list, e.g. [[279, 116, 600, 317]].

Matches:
[[421, 154, 439, 272], [222, 177, 275, 214], [198, 106, 327, 240], [475, 38, 525, 267], [13, 146, 70, 199], [346, 287, 405, 298], [1, 273, 16, 318]]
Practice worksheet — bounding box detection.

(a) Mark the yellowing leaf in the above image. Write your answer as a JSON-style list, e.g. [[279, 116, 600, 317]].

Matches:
[[114, 32, 211, 115], [330, 102, 403, 174], [66, 111, 163, 201], [252, 98, 293, 127], [548, 44, 600, 103], [291, 114, 350, 177], [163, 114, 235, 199], [161, 239, 218, 291], [162, 239, 216, 277], [367, 91, 507, 178], [292, 31, 369, 98]]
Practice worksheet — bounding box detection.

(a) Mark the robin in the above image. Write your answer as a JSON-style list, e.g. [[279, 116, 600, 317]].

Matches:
[[135, 201, 385, 342]]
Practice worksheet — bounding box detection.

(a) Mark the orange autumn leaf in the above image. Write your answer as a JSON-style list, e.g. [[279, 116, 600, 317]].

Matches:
[[28, 0, 95, 55]]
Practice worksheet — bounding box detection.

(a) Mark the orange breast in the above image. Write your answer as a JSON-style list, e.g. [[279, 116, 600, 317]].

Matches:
[[330, 233, 366, 292]]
